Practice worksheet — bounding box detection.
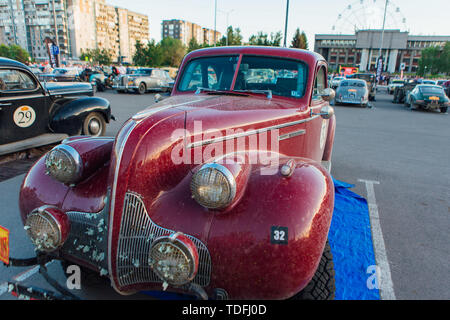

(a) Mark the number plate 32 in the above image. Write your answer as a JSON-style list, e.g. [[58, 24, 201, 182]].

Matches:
[[270, 226, 288, 245], [13, 105, 36, 128]]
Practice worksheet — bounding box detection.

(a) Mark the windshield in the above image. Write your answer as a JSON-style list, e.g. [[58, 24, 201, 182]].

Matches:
[[132, 69, 152, 76], [392, 80, 404, 84], [340, 81, 365, 87], [420, 86, 444, 94], [178, 55, 238, 91], [234, 55, 308, 98]]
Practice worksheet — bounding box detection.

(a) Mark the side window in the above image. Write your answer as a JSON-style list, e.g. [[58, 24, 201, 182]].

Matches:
[[0, 69, 37, 91], [312, 67, 326, 100]]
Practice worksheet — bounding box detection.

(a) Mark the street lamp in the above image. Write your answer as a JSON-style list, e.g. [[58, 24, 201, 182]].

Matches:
[[218, 9, 234, 46], [214, 0, 217, 47], [377, 0, 388, 82], [283, 0, 290, 47]]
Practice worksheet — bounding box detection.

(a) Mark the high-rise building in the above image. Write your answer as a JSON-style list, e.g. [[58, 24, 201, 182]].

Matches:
[[162, 19, 221, 46], [0, 0, 72, 61], [0, 0, 149, 63]]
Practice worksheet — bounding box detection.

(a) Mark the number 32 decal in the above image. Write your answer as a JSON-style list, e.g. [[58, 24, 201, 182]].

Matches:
[[13, 106, 36, 128], [271, 226, 288, 245]]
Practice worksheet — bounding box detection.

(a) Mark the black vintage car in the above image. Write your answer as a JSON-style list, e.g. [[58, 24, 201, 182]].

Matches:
[[0, 58, 113, 156]]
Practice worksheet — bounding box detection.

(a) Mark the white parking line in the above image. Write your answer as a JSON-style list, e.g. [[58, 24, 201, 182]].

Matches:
[[359, 179, 396, 300]]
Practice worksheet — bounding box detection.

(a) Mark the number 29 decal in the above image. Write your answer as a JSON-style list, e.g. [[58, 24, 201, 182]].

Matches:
[[13, 105, 36, 128], [270, 226, 288, 245]]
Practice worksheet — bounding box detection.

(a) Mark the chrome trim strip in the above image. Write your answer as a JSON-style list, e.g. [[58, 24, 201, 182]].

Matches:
[[107, 120, 138, 295], [278, 129, 306, 141], [187, 115, 319, 148]]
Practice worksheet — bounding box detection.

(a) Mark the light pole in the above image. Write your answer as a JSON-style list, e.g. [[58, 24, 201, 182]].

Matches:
[[377, 0, 388, 81], [283, 0, 290, 47], [219, 9, 234, 46], [214, 0, 217, 47]]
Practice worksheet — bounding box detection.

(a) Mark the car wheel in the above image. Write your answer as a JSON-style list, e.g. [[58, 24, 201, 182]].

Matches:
[[96, 80, 104, 92], [440, 106, 448, 113], [83, 112, 106, 137], [290, 240, 335, 300], [116, 90, 124, 94], [138, 82, 146, 95]]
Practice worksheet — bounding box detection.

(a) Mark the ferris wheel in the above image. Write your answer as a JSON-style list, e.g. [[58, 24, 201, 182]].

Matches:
[[331, 0, 409, 34]]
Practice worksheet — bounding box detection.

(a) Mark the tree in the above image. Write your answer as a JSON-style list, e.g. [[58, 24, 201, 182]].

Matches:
[[290, 28, 308, 50], [0, 44, 30, 63], [248, 31, 282, 46], [159, 37, 186, 67], [218, 26, 243, 46], [187, 37, 203, 53], [417, 42, 450, 76], [80, 48, 112, 65]]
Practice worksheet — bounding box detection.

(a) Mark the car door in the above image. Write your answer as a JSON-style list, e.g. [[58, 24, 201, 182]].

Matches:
[[0, 67, 49, 145], [305, 64, 331, 162]]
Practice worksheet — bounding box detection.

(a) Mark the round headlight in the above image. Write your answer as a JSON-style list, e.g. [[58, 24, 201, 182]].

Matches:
[[45, 145, 82, 184], [149, 232, 199, 286], [190, 163, 236, 209], [25, 206, 69, 252]]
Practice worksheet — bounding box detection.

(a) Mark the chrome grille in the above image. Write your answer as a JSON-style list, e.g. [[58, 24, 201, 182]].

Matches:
[[62, 206, 109, 270], [116, 192, 211, 288]]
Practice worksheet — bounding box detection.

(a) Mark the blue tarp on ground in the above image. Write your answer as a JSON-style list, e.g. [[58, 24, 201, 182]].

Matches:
[[329, 178, 380, 300], [143, 178, 381, 300]]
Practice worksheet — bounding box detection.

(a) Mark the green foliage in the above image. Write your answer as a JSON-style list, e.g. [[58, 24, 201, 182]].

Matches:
[[133, 37, 186, 68], [290, 28, 308, 50], [217, 26, 243, 46], [248, 31, 283, 46], [0, 44, 31, 63], [417, 42, 450, 76], [80, 48, 112, 65]]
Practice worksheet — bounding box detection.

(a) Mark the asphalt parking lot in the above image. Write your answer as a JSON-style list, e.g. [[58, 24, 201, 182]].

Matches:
[[0, 88, 449, 300]]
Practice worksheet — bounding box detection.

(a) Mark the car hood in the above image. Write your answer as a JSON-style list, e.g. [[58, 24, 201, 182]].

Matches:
[[43, 82, 93, 94]]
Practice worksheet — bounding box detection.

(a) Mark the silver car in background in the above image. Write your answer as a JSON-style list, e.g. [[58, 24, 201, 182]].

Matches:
[[334, 79, 370, 107], [113, 68, 173, 94]]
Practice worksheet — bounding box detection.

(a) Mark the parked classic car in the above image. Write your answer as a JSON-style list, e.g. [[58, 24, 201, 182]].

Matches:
[[3, 47, 337, 300], [346, 73, 376, 101], [392, 79, 419, 104], [405, 84, 449, 113], [112, 68, 174, 94], [0, 57, 113, 156], [330, 76, 344, 89], [388, 78, 405, 94], [38, 68, 83, 83], [334, 79, 370, 107]]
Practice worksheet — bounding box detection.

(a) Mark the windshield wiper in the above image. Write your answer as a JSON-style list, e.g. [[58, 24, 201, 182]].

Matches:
[[233, 89, 272, 99], [195, 87, 248, 96]]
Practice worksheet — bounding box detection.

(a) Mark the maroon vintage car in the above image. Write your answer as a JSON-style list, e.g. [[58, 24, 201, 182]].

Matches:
[[4, 46, 337, 300]]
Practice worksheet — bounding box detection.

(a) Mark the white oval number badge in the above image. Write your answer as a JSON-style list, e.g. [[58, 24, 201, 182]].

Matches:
[[13, 105, 36, 128]]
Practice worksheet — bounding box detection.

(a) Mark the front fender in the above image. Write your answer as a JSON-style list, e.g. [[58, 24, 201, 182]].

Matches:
[[50, 97, 111, 135], [148, 155, 334, 299]]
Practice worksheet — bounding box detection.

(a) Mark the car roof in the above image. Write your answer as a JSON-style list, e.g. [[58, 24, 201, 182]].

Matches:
[[417, 84, 441, 88], [184, 46, 325, 65], [0, 57, 29, 69], [342, 79, 366, 83]]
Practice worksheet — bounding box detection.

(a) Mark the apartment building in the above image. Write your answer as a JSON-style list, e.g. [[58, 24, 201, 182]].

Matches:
[[162, 19, 221, 46], [314, 29, 450, 73], [0, 0, 72, 61], [0, 0, 149, 63]]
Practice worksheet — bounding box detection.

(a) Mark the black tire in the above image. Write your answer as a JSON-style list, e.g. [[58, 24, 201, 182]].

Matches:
[[96, 80, 104, 92], [440, 106, 448, 113], [83, 112, 106, 137], [290, 240, 335, 300], [137, 82, 146, 95], [116, 90, 125, 94]]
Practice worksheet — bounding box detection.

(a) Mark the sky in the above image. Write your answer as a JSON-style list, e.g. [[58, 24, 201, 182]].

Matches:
[[107, 0, 450, 48]]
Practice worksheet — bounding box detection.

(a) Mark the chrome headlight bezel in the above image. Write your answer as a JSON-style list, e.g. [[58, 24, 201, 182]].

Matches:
[[45, 144, 83, 185], [190, 163, 237, 210]]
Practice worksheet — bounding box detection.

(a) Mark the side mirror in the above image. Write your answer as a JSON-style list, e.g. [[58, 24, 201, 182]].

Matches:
[[320, 88, 335, 102], [154, 93, 164, 103]]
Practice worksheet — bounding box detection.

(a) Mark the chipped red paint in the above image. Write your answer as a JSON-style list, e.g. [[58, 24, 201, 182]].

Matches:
[[18, 47, 336, 299]]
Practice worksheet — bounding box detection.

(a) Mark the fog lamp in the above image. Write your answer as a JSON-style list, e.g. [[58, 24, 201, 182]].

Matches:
[[45, 145, 82, 184], [149, 232, 199, 286], [25, 206, 70, 252], [190, 163, 236, 209]]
